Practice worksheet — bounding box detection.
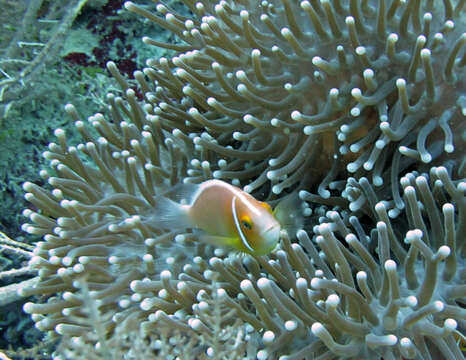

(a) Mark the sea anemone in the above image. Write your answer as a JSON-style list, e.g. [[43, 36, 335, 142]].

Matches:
[[16, 0, 465, 359], [124, 0, 465, 201]]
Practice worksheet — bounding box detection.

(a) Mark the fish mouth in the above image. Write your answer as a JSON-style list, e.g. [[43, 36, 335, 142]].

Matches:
[[261, 225, 281, 244], [256, 225, 280, 255], [263, 225, 280, 234]]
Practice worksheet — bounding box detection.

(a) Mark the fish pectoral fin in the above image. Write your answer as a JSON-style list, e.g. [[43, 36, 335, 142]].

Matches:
[[196, 231, 236, 247], [274, 192, 305, 234]]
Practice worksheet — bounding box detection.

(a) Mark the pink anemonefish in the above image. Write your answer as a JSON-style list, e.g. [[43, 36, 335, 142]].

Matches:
[[151, 180, 301, 255]]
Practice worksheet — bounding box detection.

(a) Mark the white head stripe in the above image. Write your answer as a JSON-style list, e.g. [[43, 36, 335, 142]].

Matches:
[[232, 196, 254, 252], [217, 181, 260, 216], [233, 189, 261, 216]]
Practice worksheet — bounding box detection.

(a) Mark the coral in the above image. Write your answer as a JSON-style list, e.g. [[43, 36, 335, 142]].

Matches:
[[55, 278, 260, 359], [9, 0, 466, 359], [0, 0, 91, 117], [0, 232, 43, 352], [0, 0, 90, 240], [0, 0, 146, 240]]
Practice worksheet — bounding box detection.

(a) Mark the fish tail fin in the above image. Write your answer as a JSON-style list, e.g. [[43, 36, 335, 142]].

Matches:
[[150, 196, 191, 230]]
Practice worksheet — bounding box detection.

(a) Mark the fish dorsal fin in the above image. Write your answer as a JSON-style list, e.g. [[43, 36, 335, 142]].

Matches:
[[232, 196, 254, 253], [170, 182, 199, 204], [154, 182, 199, 204]]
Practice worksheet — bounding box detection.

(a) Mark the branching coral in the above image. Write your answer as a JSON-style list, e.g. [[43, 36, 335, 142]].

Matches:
[[13, 0, 466, 359], [55, 279, 260, 359], [0, 0, 91, 118]]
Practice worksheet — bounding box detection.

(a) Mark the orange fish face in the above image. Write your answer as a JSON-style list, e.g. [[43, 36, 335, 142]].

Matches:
[[232, 194, 280, 255]]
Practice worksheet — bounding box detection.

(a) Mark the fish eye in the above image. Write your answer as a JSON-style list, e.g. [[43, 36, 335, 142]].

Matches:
[[241, 219, 252, 230]]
